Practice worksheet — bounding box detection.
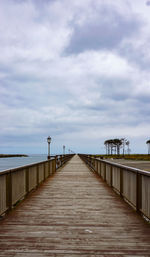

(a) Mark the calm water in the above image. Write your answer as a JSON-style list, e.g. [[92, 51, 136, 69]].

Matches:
[[0, 154, 47, 172]]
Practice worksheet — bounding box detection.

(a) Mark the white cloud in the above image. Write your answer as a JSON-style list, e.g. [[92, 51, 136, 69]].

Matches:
[[0, 0, 71, 64], [0, 0, 150, 154]]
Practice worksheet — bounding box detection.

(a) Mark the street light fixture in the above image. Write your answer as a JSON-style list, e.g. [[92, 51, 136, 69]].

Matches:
[[47, 136, 51, 159], [63, 145, 65, 155]]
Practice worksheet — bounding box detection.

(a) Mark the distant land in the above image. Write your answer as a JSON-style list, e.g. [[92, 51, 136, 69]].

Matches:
[[0, 154, 28, 158]]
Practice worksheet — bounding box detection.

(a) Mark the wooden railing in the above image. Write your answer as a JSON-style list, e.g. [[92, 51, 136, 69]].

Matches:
[[79, 154, 150, 220], [0, 154, 74, 216]]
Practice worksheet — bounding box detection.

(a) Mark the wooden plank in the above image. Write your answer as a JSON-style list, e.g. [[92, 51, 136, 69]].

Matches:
[[44, 162, 49, 178], [105, 164, 111, 186], [142, 175, 150, 218], [122, 169, 136, 207], [11, 169, 26, 205], [28, 166, 37, 191], [0, 155, 150, 256], [0, 174, 7, 215], [38, 164, 44, 183], [112, 166, 120, 193]]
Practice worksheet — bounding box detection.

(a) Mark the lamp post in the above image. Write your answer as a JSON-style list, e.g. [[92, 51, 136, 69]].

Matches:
[[47, 136, 51, 159], [63, 145, 65, 155]]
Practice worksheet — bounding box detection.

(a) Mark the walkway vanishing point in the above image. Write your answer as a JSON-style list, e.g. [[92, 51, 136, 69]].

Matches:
[[0, 155, 150, 256]]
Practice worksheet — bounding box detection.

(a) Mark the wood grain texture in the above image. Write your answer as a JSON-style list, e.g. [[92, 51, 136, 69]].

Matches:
[[12, 169, 26, 205], [0, 155, 150, 257], [0, 174, 7, 215], [122, 169, 136, 207], [28, 166, 37, 191], [142, 175, 150, 218]]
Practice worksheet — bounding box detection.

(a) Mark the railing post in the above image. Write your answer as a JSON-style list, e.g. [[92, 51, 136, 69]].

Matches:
[[44, 163, 46, 180], [120, 168, 123, 197], [92, 158, 94, 169], [93, 158, 95, 170], [95, 160, 98, 172], [36, 165, 39, 186], [53, 159, 56, 173], [26, 168, 29, 194], [89, 156, 91, 166], [59, 156, 61, 167], [59, 156, 61, 168], [61, 155, 64, 166], [55, 156, 57, 170], [92, 158, 95, 170], [6, 172, 12, 211], [99, 161, 101, 177], [136, 173, 142, 213], [104, 163, 106, 181], [110, 165, 113, 187], [86, 155, 88, 165], [48, 160, 50, 176], [89, 157, 91, 168]]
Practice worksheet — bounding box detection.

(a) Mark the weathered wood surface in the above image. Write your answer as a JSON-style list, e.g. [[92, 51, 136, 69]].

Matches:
[[80, 155, 150, 218], [0, 155, 150, 257]]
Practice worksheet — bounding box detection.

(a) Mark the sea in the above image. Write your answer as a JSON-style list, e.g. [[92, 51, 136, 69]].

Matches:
[[0, 154, 47, 172]]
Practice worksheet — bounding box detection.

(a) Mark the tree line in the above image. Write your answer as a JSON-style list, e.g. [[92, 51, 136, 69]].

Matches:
[[104, 138, 130, 155], [104, 138, 150, 155]]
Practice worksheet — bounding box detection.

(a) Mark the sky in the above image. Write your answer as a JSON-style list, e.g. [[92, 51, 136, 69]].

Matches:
[[0, 0, 150, 155]]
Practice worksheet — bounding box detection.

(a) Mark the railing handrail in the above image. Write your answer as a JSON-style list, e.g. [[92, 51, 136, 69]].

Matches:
[[0, 154, 74, 176], [79, 154, 150, 220], [0, 154, 75, 216], [81, 154, 150, 177], [0, 158, 55, 176]]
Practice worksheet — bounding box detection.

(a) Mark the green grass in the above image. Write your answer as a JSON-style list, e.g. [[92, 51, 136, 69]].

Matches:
[[94, 154, 150, 161]]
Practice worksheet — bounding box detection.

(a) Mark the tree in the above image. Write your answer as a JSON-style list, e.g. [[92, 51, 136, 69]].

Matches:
[[104, 140, 110, 155], [113, 139, 122, 155], [121, 138, 130, 155], [104, 138, 122, 155]]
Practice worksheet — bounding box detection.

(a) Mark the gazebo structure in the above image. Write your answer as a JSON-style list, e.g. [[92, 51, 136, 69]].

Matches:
[[146, 139, 150, 155]]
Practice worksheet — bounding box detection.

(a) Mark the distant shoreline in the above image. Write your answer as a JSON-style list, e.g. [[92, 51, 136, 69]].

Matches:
[[0, 154, 28, 158]]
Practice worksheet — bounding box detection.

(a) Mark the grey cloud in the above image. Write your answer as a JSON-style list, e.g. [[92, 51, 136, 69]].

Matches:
[[135, 94, 150, 103], [66, 75, 150, 128], [118, 41, 150, 70], [97, 78, 132, 100], [0, 0, 150, 154], [66, 7, 141, 54], [146, 1, 150, 6]]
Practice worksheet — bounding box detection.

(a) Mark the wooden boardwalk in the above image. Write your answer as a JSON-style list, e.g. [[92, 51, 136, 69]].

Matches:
[[0, 155, 150, 256]]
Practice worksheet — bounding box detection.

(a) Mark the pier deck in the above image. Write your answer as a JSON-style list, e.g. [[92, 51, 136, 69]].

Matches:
[[0, 155, 150, 256]]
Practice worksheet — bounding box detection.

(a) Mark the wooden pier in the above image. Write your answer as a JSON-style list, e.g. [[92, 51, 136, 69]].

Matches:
[[0, 155, 150, 256]]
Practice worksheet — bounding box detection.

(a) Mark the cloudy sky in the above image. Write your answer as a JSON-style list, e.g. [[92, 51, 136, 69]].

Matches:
[[0, 0, 150, 154]]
